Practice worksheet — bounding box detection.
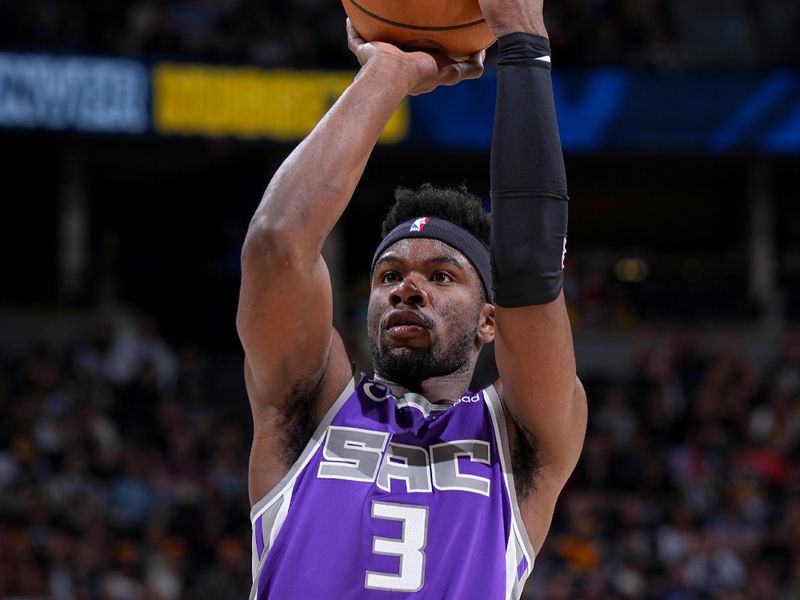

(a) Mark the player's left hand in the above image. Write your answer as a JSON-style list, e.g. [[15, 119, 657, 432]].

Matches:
[[347, 19, 485, 96]]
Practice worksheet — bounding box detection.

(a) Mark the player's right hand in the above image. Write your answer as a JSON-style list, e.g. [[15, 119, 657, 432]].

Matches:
[[346, 19, 485, 96]]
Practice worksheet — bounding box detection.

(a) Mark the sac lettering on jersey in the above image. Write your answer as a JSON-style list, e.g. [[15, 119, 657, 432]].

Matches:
[[317, 425, 491, 496]]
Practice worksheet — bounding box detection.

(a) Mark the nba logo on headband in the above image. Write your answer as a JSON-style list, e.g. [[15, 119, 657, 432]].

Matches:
[[410, 217, 430, 232]]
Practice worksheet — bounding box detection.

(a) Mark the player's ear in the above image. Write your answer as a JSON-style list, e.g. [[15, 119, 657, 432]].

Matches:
[[477, 302, 495, 344]]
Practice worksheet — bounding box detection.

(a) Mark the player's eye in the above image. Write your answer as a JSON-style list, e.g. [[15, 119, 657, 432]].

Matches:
[[381, 271, 400, 284], [431, 271, 454, 283]]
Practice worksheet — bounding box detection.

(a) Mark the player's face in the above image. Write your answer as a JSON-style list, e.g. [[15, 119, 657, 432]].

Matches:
[[367, 238, 492, 387]]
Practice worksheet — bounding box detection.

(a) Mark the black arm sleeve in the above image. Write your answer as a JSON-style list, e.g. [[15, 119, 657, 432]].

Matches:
[[490, 33, 569, 307]]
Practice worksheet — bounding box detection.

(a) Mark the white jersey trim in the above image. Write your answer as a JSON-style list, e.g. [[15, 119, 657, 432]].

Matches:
[[395, 392, 453, 418], [483, 385, 536, 599]]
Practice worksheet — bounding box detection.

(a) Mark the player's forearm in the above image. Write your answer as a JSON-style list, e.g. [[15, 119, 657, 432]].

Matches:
[[246, 57, 412, 260], [490, 33, 568, 306], [490, 33, 582, 475]]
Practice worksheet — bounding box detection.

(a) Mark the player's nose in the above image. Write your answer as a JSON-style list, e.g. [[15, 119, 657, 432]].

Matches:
[[390, 277, 428, 308]]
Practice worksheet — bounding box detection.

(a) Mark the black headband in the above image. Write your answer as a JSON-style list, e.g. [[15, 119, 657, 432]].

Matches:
[[371, 217, 493, 302]]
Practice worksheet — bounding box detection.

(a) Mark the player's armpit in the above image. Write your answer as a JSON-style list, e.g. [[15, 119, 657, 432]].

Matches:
[[499, 374, 586, 553], [500, 390, 582, 554]]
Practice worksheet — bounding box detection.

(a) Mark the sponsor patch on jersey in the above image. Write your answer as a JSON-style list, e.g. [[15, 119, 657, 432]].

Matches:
[[455, 392, 482, 404], [410, 217, 431, 232]]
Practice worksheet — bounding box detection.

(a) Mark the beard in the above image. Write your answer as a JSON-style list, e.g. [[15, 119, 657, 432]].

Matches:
[[369, 324, 477, 390]]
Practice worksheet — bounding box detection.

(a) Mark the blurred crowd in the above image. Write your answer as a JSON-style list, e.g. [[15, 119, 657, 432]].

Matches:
[[530, 333, 800, 599], [1, 313, 799, 598], [0, 317, 252, 600], [1, 0, 800, 68]]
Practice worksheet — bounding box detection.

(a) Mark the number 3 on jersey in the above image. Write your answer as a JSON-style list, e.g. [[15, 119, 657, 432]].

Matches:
[[365, 501, 428, 592]]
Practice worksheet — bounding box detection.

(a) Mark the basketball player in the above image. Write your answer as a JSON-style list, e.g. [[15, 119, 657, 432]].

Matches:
[[237, 0, 587, 594]]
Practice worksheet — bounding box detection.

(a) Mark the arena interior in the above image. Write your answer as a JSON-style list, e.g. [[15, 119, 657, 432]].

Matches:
[[1, 0, 800, 598]]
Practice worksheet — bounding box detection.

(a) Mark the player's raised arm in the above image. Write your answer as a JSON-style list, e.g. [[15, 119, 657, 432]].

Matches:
[[237, 22, 484, 501], [479, 0, 588, 548]]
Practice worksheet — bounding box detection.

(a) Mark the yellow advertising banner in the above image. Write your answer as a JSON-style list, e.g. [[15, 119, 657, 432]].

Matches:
[[152, 64, 408, 143]]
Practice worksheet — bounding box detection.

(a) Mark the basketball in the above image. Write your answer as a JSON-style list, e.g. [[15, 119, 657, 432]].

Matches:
[[343, 0, 495, 61]]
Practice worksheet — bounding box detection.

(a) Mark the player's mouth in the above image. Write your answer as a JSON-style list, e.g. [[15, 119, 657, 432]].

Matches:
[[384, 310, 431, 339]]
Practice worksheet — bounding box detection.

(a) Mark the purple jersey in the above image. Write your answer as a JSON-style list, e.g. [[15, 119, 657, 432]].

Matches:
[[250, 373, 535, 599]]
